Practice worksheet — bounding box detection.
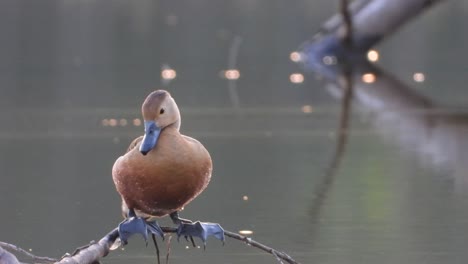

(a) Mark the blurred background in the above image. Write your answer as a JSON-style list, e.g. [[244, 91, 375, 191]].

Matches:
[[1, 0, 468, 263]]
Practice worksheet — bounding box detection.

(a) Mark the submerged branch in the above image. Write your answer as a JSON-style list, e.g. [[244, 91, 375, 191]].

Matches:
[[308, 0, 354, 237], [340, 0, 353, 47]]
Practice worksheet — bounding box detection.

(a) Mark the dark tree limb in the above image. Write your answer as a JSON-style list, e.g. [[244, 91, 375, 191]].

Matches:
[[318, 0, 370, 37], [340, 0, 353, 47], [306, 0, 354, 244]]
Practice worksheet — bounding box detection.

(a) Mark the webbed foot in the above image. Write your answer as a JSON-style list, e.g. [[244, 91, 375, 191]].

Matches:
[[169, 212, 225, 247], [177, 221, 225, 247], [118, 209, 164, 245]]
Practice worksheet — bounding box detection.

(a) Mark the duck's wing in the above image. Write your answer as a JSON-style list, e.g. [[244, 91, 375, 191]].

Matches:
[[126, 136, 144, 153]]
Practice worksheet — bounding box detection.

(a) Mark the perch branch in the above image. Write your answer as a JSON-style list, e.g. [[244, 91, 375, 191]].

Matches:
[[55, 225, 299, 264], [0, 246, 20, 264], [0, 241, 57, 263], [56, 228, 119, 264], [223, 230, 297, 264]]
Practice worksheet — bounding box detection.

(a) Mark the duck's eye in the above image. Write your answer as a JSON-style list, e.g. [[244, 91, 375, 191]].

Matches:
[[160, 108, 165, 114]]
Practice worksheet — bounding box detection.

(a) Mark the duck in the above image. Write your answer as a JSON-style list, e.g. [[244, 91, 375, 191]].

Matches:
[[112, 90, 224, 246]]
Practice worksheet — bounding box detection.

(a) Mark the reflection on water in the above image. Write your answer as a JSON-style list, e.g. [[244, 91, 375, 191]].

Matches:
[[322, 61, 468, 190], [2, 0, 468, 264]]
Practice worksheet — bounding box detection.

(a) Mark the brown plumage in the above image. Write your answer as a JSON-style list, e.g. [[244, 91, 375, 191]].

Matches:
[[112, 90, 212, 219]]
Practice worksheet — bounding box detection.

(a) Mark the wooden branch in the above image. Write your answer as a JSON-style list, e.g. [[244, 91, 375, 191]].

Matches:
[[0, 241, 57, 263], [223, 230, 298, 264], [54, 225, 299, 264], [0, 246, 20, 264], [56, 228, 119, 264]]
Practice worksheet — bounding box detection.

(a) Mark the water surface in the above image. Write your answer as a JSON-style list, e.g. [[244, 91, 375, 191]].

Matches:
[[1, 1, 468, 263]]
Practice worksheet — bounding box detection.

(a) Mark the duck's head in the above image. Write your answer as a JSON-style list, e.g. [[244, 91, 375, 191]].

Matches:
[[139, 90, 181, 155]]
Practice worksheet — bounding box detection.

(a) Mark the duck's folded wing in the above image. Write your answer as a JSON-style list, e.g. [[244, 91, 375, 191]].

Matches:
[[126, 136, 144, 152]]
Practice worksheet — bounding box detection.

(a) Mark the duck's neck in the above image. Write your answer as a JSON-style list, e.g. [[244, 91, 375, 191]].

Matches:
[[167, 119, 181, 131], [171, 102, 181, 131]]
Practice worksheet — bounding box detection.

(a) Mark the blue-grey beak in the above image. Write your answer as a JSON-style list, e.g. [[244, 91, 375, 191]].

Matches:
[[139, 121, 161, 155]]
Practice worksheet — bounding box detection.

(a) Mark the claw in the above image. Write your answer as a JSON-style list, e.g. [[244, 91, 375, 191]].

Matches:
[[147, 221, 165, 239], [118, 216, 148, 245], [118, 209, 165, 245], [176, 221, 225, 246]]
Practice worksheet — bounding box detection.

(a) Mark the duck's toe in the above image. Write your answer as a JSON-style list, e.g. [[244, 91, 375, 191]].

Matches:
[[118, 208, 166, 245], [147, 220, 165, 239], [118, 216, 148, 245], [176, 221, 225, 248]]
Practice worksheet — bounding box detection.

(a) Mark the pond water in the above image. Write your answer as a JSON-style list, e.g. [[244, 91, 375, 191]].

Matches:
[[1, 1, 468, 263]]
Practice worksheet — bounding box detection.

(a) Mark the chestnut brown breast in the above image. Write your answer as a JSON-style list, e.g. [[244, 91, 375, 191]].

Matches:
[[112, 127, 212, 217]]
